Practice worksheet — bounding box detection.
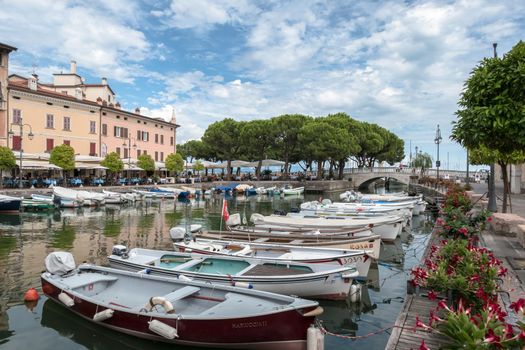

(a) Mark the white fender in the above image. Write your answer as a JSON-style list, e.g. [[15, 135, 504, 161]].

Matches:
[[58, 292, 75, 307], [144, 296, 175, 313], [149, 319, 178, 339], [93, 308, 114, 322]]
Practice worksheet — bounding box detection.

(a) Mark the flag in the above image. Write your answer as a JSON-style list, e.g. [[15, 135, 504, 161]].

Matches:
[[222, 199, 230, 222]]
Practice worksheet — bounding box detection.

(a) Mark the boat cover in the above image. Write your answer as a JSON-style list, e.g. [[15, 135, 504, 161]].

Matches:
[[45, 252, 76, 275]]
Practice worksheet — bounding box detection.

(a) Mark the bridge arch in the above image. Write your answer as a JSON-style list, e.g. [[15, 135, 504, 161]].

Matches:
[[348, 171, 413, 189]]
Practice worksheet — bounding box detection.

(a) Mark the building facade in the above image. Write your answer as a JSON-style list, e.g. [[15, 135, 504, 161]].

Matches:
[[0, 42, 179, 162]]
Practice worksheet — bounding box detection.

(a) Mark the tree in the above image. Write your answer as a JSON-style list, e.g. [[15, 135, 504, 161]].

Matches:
[[351, 122, 385, 168], [177, 140, 206, 163], [165, 153, 184, 174], [324, 113, 361, 179], [240, 119, 277, 180], [101, 152, 124, 174], [412, 152, 432, 176], [137, 153, 155, 175], [50, 144, 75, 186], [201, 118, 244, 180], [468, 145, 525, 212], [452, 41, 525, 212], [0, 146, 16, 187], [273, 114, 311, 179]]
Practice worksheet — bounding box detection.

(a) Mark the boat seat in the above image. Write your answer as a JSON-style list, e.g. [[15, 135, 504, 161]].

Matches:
[[163, 286, 201, 302], [67, 274, 119, 290]]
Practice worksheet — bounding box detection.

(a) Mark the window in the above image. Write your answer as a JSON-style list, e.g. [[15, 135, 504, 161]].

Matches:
[[160, 135, 164, 144], [46, 138, 54, 152], [63, 117, 71, 131], [46, 114, 54, 128], [170, 136, 174, 146], [90, 143, 96, 156], [102, 124, 107, 136], [137, 130, 141, 139], [108, 95, 111, 102], [63, 140, 70, 146], [143, 150, 147, 155], [155, 134, 158, 143], [12, 109, 21, 124], [141, 131, 149, 142], [155, 151, 158, 161], [137, 149, 141, 157], [160, 152, 164, 161], [12, 136, 21, 150], [116, 147, 121, 156], [90, 121, 96, 134], [124, 147, 128, 159], [114, 126, 127, 138]]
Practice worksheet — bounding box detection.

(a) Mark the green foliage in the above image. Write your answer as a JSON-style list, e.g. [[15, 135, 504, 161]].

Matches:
[[101, 152, 124, 174], [50, 144, 75, 171], [240, 119, 277, 179], [193, 160, 205, 172], [177, 140, 207, 162], [137, 153, 155, 173], [0, 146, 16, 171], [272, 114, 311, 178], [165, 153, 184, 173], [411, 152, 432, 174]]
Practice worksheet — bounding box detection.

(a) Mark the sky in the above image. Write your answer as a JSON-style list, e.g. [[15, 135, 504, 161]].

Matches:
[[1, 0, 524, 170]]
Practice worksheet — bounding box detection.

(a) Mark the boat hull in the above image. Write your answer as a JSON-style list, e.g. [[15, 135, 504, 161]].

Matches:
[[0, 198, 21, 212], [41, 278, 314, 350]]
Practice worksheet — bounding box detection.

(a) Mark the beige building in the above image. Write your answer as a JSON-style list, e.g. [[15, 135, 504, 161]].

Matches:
[[0, 42, 179, 162]]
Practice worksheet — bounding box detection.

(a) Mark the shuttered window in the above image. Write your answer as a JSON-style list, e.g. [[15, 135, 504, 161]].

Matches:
[[90, 142, 96, 156], [46, 138, 54, 152], [12, 135, 21, 150], [12, 109, 21, 124]]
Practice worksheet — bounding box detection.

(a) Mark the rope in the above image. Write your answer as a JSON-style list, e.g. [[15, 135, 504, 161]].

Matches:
[[317, 321, 401, 340]]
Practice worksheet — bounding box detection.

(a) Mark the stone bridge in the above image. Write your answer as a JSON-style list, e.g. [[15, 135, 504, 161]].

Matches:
[[344, 167, 415, 189]]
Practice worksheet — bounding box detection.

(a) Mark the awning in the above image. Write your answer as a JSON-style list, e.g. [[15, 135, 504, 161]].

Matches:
[[246, 159, 286, 167], [75, 162, 108, 170], [19, 160, 62, 170], [124, 164, 143, 171], [155, 162, 167, 171]]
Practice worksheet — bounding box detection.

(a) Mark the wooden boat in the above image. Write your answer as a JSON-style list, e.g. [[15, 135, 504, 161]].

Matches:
[[42, 252, 323, 350], [251, 213, 403, 242], [171, 227, 381, 260], [109, 247, 358, 300], [0, 194, 21, 212], [52, 187, 87, 207], [282, 186, 304, 195], [173, 238, 372, 278]]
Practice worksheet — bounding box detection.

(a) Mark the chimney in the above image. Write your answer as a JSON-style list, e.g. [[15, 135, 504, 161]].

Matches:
[[74, 87, 82, 100], [101, 77, 107, 85], [28, 74, 38, 91], [170, 108, 176, 124], [115, 102, 121, 109], [70, 60, 77, 74], [135, 107, 140, 114], [96, 97, 103, 105]]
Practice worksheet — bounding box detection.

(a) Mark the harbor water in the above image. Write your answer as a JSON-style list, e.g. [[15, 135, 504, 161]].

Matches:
[[0, 188, 434, 349]]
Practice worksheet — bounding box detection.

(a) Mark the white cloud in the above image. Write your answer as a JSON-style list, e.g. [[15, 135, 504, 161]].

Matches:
[[0, 0, 150, 82]]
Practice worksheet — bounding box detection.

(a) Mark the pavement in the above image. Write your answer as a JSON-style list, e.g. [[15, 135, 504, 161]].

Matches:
[[469, 182, 525, 322]]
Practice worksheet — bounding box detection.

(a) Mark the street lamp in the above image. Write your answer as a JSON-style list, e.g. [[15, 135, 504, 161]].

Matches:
[[122, 137, 137, 172], [487, 43, 498, 212], [8, 119, 34, 188], [434, 124, 442, 180]]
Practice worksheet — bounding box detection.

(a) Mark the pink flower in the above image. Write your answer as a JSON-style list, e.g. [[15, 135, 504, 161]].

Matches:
[[437, 300, 450, 312], [415, 316, 429, 329], [487, 216, 493, 222], [427, 290, 437, 301], [419, 339, 430, 350], [484, 329, 501, 345], [504, 324, 514, 339], [498, 267, 508, 277]]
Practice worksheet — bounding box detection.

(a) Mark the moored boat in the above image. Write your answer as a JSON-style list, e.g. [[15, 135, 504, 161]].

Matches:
[[42, 252, 324, 350], [282, 186, 304, 195], [109, 246, 358, 300], [0, 194, 21, 212]]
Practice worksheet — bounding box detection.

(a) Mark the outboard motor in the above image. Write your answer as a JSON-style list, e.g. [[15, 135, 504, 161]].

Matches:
[[290, 207, 300, 213], [45, 252, 76, 275], [112, 244, 128, 257], [189, 224, 203, 233], [169, 227, 187, 242], [273, 210, 287, 216]]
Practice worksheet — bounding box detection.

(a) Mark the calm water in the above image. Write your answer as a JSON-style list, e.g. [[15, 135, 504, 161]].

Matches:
[[0, 189, 434, 349]]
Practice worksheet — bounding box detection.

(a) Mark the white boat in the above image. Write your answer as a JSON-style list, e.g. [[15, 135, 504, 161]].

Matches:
[[42, 252, 323, 350], [255, 187, 267, 195], [251, 213, 404, 242], [173, 237, 372, 278], [101, 190, 127, 204], [109, 246, 358, 300], [132, 189, 175, 199], [31, 194, 54, 203], [52, 186, 83, 207], [77, 190, 106, 206], [282, 186, 304, 195], [103, 190, 139, 203]]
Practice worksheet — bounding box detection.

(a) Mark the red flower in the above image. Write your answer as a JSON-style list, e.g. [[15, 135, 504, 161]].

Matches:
[[419, 339, 430, 350], [427, 290, 437, 300], [497, 267, 508, 277], [510, 298, 525, 314], [504, 324, 514, 339], [437, 300, 450, 312], [415, 316, 429, 330], [484, 329, 501, 344], [487, 216, 493, 222]]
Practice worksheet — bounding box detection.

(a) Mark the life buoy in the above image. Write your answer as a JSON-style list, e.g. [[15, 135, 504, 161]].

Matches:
[[143, 297, 174, 314]]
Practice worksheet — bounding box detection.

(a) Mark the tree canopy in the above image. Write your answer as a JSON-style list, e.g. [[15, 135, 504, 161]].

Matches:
[[101, 152, 124, 174], [412, 152, 432, 175], [50, 144, 75, 171], [165, 153, 184, 173], [137, 153, 155, 174], [0, 146, 16, 172]]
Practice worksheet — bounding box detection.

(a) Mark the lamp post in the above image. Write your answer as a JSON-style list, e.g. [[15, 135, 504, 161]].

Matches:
[[8, 119, 34, 188], [122, 137, 137, 178], [434, 124, 442, 180]]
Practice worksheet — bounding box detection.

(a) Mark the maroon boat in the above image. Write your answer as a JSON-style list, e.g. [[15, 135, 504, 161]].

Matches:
[[41, 252, 324, 350]]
